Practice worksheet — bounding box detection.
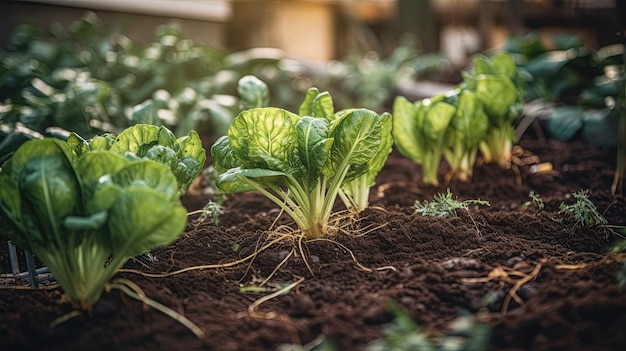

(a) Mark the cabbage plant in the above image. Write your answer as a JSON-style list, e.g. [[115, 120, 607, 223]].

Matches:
[[463, 53, 525, 167], [393, 52, 524, 186], [68, 124, 206, 197], [393, 93, 456, 186], [0, 138, 188, 311], [443, 89, 489, 182], [211, 89, 390, 238]]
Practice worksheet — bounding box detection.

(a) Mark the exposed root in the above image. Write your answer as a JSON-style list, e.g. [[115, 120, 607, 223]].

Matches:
[[259, 248, 295, 287], [460, 260, 544, 315], [49, 310, 82, 328], [49, 277, 205, 340], [241, 275, 305, 319], [237, 275, 305, 345], [107, 278, 205, 339], [118, 235, 286, 278]]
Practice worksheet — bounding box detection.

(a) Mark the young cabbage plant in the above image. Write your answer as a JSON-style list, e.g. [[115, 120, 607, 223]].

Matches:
[[211, 99, 387, 239], [67, 124, 206, 197], [443, 89, 489, 182], [393, 93, 456, 186], [298, 87, 393, 213], [0, 138, 188, 311], [463, 53, 525, 167]]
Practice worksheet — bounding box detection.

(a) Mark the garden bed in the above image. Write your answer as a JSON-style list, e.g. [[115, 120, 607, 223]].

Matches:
[[1, 131, 625, 351]]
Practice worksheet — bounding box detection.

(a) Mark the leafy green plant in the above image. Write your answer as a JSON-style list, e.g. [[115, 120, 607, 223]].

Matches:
[[393, 93, 456, 186], [0, 14, 234, 162], [366, 301, 491, 351], [558, 190, 607, 227], [67, 124, 206, 197], [299, 88, 393, 213], [505, 32, 624, 146], [0, 137, 188, 311], [414, 189, 489, 217], [393, 52, 524, 185], [211, 88, 390, 239], [443, 89, 489, 182], [463, 53, 526, 167]]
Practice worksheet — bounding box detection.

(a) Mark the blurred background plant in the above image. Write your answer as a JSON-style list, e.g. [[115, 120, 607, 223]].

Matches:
[[505, 32, 624, 146], [0, 12, 451, 165], [0, 13, 232, 162]]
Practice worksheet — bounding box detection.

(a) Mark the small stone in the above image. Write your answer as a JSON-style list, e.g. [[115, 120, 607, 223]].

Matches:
[[291, 294, 315, 317], [518, 283, 536, 300], [505, 256, 524, 267]]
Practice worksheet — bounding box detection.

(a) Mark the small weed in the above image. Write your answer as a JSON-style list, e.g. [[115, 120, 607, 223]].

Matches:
[[414, 189, 489, 217], [558, 190, 607, 227], [521, 191, 544, 211], [189, 196, 226, 226], [366, 300, 490, 351]]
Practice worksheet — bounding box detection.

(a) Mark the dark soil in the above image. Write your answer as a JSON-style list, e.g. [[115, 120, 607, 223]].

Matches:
[[1, 132, 626, 351]]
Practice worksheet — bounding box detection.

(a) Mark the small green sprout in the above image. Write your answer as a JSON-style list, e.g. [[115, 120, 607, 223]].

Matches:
[[414, 189, 490, 217], [521, 191, 544, 211], [558, 190, 607, 227]]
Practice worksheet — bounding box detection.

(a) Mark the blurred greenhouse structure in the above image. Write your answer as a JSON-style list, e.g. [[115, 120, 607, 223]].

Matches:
[[2, 0, 624, 62]]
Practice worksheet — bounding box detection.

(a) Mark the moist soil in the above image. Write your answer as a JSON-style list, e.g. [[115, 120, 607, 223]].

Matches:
[[1, 131, 626, 351]]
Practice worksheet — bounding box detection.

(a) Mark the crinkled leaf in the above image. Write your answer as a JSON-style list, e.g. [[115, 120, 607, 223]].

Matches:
[[366, 112, 393, 185], [296, 116, 332, 191], [228, 107, 300, 172], [110, 124, 177, 156], [216, 167, 287, 194], [211, 135, 241, 173], [472, 55, 495, 75], [299, 87, 335, 120], [177, 130, 206, 166], [111, 160, 179, 201], [326, 109, 381, 182], [144, 145, 178, 170]]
